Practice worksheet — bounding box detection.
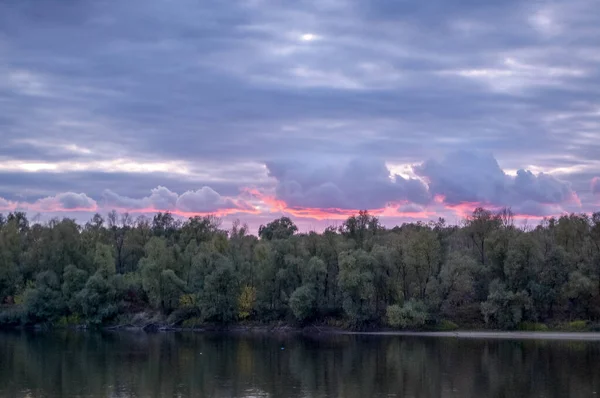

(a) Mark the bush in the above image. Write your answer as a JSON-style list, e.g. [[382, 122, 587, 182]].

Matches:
[[563, 320, 588, 331], [56, 314, 83, 328], [181, 317, 203, 328], [435, 319, 459, 331], [386, 300, 428, 329], [237, 286, 256, 320], [518, 322, 549, 331]]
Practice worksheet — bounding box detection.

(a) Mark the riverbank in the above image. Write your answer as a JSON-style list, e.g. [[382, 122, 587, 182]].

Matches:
[[4, 321, 600, 341], [343, 331, 600, 341]]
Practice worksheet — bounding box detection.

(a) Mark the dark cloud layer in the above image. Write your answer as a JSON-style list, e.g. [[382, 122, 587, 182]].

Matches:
[[1, 0, 599, 225]]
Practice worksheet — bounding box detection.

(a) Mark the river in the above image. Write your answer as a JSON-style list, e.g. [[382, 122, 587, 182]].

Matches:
[[1, 330, 599, 397]]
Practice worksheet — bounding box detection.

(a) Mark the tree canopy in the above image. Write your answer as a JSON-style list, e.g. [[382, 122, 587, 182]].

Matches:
[[1, 207, 600, 330]]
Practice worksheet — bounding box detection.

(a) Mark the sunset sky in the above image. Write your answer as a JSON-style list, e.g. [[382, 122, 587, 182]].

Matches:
[[1, 0, 599, 231]]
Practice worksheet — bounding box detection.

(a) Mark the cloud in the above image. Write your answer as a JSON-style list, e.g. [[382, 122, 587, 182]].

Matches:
[[266, 157, 430, 210], [102, 186, 254, 215], [0, 197, 17, 211], [1, 0, 600, 227], [0, 192, 97, 213], [592, 177, 600, 195], [41, 192, 97, 211], [177, 187, 245, 213], [511, 201, 564, 218], [414, 151, 577, 209]]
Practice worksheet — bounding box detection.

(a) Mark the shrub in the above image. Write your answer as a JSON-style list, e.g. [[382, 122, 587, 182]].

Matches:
[[386, 300, 428, 329], [435, 319, 459, 331], [181, 317, 203, 328], [238, 286, 256, 320], [518, 322, 549, 331], [564, 320, 588, 331], [56, 314, 83, 328]]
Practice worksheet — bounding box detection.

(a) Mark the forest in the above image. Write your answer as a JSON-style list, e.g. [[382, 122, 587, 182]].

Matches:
[[1, 208, 600, 330]]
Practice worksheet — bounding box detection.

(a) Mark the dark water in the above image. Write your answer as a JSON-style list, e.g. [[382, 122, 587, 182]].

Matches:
[[1, 331, 600, 397]]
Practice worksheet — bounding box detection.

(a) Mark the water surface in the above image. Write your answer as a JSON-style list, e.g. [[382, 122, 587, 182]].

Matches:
[[1, 330, 599, 397]]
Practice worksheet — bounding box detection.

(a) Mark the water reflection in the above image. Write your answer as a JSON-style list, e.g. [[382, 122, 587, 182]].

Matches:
[[1, 331, 599, 397]]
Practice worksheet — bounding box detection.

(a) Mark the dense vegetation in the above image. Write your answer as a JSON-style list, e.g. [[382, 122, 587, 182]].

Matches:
[[1, 208, 600, 330]]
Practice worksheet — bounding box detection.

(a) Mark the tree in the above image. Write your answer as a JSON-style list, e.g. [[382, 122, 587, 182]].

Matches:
[[258, 217, 298, 240], [76, 273, 118, 325], [340, 210, 381, 249], [23, 271, 65, 324], [3, 207, 600, 329], [437, 252, 476, 316], [290, 285, 317, 322], [139, 237, 176, 310], [159, 269, 186, 313], [404, 228, 442, 299], [62, 265, 88, 312], [465, 207, 501, 265], [481, 280, 531, 329], [199, 259, 238, 323], [338, 250, 376, 324]]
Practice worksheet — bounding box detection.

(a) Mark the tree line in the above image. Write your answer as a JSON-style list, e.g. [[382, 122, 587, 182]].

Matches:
[[1, 208, 599, 330]]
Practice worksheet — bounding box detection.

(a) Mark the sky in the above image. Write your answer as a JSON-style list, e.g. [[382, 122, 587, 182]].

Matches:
[[0, 0, 599, 231]]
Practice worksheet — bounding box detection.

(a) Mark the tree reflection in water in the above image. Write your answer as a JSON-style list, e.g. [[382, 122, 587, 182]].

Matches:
[[1, 331, 599, 398]]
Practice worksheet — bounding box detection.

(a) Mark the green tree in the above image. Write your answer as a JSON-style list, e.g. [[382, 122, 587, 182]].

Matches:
[[199, 259, 238, 323], [289, 285, 317, 322], [258, 217, 298, 241], [62, 265, 88, 312], [338, 250, 376, 324], [23, 271, 65, 324], [76, 273, 118, 325]]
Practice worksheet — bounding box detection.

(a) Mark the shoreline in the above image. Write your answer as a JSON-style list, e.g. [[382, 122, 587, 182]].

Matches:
[[71, 326, 600, 341], [106, 326, 600, 341], [4, 322, 600, 341], [338, 330, 600, 341]]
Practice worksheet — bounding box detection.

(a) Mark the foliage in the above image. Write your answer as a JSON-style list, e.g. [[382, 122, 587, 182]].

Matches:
[[1, 208, 600, 329], [289, 285, 317, 322], [75, 272, 118, 325], [435, 319, 459, 331], [562, 320, 588, 331], [22, 271, 65, 324], [238, 286, 256, 320], [62, 265, 89, 312], [518, 322, 549, 331], [338, 250, 377, 324], [481, 280, 531, 329], [386, 300, 429, 329], [181, 317, 203, 328], [258, 217, 298, 241], [199, 259, 238, 323]]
